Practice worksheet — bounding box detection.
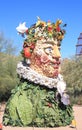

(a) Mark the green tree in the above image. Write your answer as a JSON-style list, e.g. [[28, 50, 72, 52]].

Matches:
[[61, 56, 82, 105], [0, 53, 21, 101], [0, 32, 16, 55], [0, 31, 22, 101]]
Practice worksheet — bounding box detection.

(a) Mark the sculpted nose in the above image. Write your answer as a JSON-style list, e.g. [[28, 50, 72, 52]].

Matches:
[[53, 45, 61, 58]]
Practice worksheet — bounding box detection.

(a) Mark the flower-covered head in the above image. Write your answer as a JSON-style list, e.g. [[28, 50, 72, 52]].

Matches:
[[16, 17, 66, 78]]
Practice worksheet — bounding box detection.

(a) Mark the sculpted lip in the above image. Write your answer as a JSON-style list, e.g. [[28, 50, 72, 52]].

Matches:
[[54, 66, 59, 69], [54, 70, 59, 77]]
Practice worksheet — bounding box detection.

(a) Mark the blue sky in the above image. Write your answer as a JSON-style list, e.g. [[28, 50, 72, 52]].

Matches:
[[0, 0, 82, 58]]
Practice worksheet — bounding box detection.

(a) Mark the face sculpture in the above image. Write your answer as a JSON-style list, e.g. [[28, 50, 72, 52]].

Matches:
[[17, 18, 66, 78], [30, 40, 61, 78], [16, 19, 70, 106]]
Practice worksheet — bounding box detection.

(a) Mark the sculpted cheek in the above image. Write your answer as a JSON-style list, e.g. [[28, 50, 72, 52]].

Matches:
[[40, 54, 50, 63], [35, 57, 41, 66]]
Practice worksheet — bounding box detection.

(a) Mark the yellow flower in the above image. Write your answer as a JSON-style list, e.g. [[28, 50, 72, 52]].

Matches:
[[55, 19, 62, 28], [47, 20, 51, 26], [70, 119, 76, 128], [48, 32, 53, 38], [36, 16, 46, 27]]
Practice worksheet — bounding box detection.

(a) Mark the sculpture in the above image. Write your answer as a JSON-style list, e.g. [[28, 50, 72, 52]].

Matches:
[[3, 17, 74, 127]]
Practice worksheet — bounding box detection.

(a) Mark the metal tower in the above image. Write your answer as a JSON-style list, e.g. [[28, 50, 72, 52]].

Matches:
[[76, 33, 82, 56]]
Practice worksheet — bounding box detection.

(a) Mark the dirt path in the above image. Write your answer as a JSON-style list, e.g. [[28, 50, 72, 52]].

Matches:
[[0, 103, 82, 130]]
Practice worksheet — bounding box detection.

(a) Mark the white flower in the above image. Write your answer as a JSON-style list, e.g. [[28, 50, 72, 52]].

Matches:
[[38, 32, 43, 37], [43, 32, 47, 37], [25, 59, 31, 65], [16, 22, 28, 34], [61, 93, 70, 105], [35, 27, 40, 33], [57, 80, 66, 96], [58, 74, 63, 81]]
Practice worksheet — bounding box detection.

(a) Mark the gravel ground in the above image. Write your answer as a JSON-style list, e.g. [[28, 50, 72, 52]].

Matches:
[[0, 103, 82, 130]]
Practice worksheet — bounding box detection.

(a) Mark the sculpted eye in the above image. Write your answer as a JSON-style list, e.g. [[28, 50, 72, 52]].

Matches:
[[44, 47, 53, 54]]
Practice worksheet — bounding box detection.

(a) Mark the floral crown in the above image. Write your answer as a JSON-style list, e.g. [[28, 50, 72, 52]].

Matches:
[[16, 17, 66, 44], [16, 17, 66, 58]]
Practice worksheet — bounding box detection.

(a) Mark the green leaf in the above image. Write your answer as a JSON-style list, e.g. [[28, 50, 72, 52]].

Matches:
[[8, 92, 19, 120], [17, 92, 33, 126]]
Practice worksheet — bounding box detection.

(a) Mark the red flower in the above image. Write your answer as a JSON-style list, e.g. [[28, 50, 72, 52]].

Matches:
[[30, 43, 35, 49], [24, 47, 32, 58], [0, 123, 3, 130], [25, 29, 28, 34], [47, 102, 52, 107], [47, 26, 53, 32], [56, 26, 61, 32]]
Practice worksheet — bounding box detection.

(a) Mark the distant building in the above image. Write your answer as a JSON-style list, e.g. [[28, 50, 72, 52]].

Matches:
[[76, 33, 82, 56]]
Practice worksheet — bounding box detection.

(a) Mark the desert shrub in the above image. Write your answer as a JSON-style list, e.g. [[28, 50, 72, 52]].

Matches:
[[0, 53, 21, 101]]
